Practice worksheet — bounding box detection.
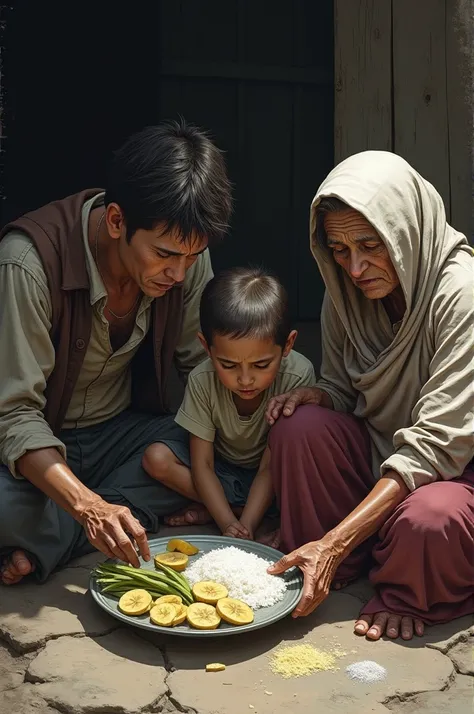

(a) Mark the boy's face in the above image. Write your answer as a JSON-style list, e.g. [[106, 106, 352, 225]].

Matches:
[[200, 331, 297, 401]]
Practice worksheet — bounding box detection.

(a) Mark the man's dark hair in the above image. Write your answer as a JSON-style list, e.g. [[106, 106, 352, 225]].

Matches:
[[104, 119, 232, 244], [200, 267, 291, 348], [314, 196, 349, 252]]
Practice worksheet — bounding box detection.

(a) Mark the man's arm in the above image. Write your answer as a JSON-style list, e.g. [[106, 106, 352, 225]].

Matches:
[[0, 241, 149, 566], [173, 249, 213, 380]]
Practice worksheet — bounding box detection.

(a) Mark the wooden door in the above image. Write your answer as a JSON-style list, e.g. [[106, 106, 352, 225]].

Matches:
[[157, 0, 334, 320]]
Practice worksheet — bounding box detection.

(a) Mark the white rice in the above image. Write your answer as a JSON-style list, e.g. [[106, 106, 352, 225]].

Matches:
[[345, 661, 387, 683], [186, 546, 287, 610]]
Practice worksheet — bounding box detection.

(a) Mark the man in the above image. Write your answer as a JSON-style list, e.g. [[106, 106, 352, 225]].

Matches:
[[0, 120, 232, 584]]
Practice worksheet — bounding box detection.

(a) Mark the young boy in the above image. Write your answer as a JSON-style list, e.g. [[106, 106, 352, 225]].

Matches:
[[145, 267, 316, 540]]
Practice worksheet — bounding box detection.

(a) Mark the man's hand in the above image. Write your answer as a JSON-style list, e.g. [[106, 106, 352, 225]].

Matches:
[[223, 520, 251, 539], [79, 498, 151, 567], [265, 387, 326, 426], [267, 538, 344, 617]]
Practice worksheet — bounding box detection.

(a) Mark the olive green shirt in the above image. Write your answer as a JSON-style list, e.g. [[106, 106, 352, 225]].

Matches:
[[0, 195, 213, 475], [175, 351, 316, 468]]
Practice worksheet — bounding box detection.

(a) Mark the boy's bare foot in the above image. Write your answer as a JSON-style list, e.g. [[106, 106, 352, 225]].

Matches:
[[1, 550, 35, 585], [257, 529, 281, 549], [165, 503, 213, 526]]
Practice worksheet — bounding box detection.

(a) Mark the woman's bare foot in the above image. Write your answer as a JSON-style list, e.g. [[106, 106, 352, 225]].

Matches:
[[1, 550, 35, 585], [257, 529, 281, 549], [164, 503, 213, 527], [354, 612, 425, 641]]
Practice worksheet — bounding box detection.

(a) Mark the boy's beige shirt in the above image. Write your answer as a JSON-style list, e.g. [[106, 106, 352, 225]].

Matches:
[[175, 351, 316, 468]]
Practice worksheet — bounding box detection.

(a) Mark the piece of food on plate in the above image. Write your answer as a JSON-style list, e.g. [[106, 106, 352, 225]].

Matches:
[[171, 604, 188, 626], [150, 603, 178, 627], [167, 538, 199, 556], [192, 581, 228, 605], [217, 597, 254, 625], [187, 603, 221, 630], [118, 589, 153, 616], [154, 594, 182, 606], [154, 552, 189, 572]]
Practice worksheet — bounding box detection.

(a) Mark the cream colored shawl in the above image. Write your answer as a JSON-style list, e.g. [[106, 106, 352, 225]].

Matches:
[[311, 151, 474, 490]]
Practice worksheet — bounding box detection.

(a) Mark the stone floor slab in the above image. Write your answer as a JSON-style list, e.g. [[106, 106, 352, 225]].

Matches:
[[0, 568, 117, 652], [385, 674, 473, 714], [0, 641, 30, 692], [165, 592, 454, 714], [0, 684, 58, 714], [27, 631, 168, 714], [424, 616, 474, 654], [447, 634, 474, 675]]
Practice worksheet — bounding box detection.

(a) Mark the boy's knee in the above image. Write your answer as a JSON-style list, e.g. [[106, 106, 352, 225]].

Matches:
[[142, 443, 176, 481]]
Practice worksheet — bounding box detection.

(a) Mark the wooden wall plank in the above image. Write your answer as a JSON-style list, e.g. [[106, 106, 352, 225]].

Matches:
[[393, 0, 450, 214], [446, 0, 473, 239], [334, 0, 392, 163]]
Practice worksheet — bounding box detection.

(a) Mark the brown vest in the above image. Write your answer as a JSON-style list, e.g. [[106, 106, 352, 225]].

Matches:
[[0, 190, 184, 434]]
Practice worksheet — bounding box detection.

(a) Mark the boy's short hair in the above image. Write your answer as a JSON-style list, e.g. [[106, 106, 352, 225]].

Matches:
[[104, 119, 232, 245], [200, 267, 291, 348]]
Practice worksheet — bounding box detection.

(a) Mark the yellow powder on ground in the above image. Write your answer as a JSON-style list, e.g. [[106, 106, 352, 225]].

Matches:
[[269, 644, 339, 678]]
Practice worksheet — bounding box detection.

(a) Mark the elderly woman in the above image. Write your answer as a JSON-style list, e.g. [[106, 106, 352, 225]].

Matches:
[[265, 152, 474, 641]]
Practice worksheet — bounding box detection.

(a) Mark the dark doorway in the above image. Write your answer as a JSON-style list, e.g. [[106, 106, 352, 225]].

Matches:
[[2, 1, 334, 320]]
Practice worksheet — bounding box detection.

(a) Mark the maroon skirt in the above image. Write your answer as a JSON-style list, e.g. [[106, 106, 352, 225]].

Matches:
[[268, 405, 474, 624]]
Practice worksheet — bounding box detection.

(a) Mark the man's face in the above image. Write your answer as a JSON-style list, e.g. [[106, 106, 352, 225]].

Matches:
[[109, 205, 207, 297], [323, 209, 399, 300]]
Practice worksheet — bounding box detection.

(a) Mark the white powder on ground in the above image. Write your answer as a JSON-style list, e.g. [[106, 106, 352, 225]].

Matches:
[[186, 546, 287, 610], [345, 661, 387, 683]]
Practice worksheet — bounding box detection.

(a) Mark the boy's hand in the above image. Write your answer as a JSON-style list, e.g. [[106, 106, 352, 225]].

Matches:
[[223, 520, 250, 539]]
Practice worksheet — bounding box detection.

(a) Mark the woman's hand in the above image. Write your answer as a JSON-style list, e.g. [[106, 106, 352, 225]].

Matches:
[[265, 387, 328, 426], [267, 538, 344, 617]]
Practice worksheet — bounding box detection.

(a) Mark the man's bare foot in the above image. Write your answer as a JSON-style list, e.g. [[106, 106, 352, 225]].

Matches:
[[165, 503, 213, 527], [354, 612, 425, 641], [1, 550, 35, 585], [257, 529, 281, 549]]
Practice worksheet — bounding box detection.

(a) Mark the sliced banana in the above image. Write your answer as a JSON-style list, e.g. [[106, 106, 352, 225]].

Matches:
[[192, 581, 229, 605], [154, 552, 189, 572], [186, 603, 221, 630], [167, 538, 199, 556], [171, 604, 188, 626], [206, 663, 226, 672], [150, 603, 178, 627], [216, 597, 254, 625], [118, 589, 153, 616], [154, 594, 182, 606]]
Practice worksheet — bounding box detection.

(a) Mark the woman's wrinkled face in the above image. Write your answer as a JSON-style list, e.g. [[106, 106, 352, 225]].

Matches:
[[324, 209, 399, 299]]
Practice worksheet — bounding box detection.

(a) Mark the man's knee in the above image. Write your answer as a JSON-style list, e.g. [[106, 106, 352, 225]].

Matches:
[[142, 443, 178, 482]]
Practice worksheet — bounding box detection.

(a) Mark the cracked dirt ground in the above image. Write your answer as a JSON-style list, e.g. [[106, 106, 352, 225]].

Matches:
[[0, 526, 472, 714]]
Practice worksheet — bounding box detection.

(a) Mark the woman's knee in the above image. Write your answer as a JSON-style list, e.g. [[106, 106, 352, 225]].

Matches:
[[389, 480, 473, 541], [269, 405, 334, 447], [142, 443, 177, 482]]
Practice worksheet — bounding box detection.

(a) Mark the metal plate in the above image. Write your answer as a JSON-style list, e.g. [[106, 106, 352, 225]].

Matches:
[[89, 535, 303, 637]]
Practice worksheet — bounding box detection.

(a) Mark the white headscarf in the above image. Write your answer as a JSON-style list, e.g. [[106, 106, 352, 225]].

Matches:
[[311, 151, 473, 490]]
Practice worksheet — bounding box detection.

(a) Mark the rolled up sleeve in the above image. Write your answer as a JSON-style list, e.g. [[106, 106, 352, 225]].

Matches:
[[315, 293, 358, 413], [382, 279, 474, 490], [174, 249, 214, 380], [0, 259, 66, 476]]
